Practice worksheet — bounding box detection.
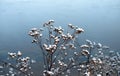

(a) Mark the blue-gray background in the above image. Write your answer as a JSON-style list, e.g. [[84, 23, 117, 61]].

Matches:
[[0, 0, 120, 56]]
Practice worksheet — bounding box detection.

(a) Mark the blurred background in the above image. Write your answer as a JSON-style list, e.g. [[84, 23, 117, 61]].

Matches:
[[0, 0, 120, 61]]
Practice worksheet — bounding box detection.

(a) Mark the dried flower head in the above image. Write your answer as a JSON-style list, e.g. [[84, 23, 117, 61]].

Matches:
[[17, 51, 22, 56], [54, 26, 64, 34], [80, 44, 89, 48], [43, 20, 54, 27], [43, 70, 54, 76], [74, 52, 78, 56], [97, 43, 102, 48], [61, 34, 67, 40], [68, 43, 76, 49], [60, 45, 66, 50], [8, 52, 16, 58], [43, 44, 57, 53], [68, 24, 75, 29], [54, 36, 60, 44], [28, 28, 42, 38], [32, 39, 37, 43], [81, 49, 89, 56], [67, 33, 73, 39], [75, 28, 84, 34], [86, 39, 92, 45]]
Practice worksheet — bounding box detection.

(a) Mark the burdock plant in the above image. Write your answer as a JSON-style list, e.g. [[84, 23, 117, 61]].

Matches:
[[0, 20, 120, 76], [28, 20, 112, 76], [28, 20, 85, 76]]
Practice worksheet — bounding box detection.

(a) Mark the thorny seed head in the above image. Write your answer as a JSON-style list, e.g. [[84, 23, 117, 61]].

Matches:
[[43, 44, 57, 53], [32, 39, 37, 43], [81, 49, 89, 56], [17, 51, 22, 56], [54, 36, 60, 44], [43, 20, 54, 27], [97, 43, 102, 48], [61, 34, 67, 40], [68, 24, 75, 29], [28, 28, 41, 38], [58, 60, 64, 66], [43, 70, 54, 76], [86, 39, 92, 45], [67, 33, 73, 39], [80, 44, 89, 49], [74, 52, 78, 56], [75, 28, 84, 34], [69, 43, 76, 49], [21, 57, 30, 62], [54, 26, 64, 34], [8, 52, 17, 58], [60, 45, 66, 50], [30, 28, 38, 32], [43, 44, 48, 48], [49, 20, 54, 24], [50, 34, 55, 38]]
